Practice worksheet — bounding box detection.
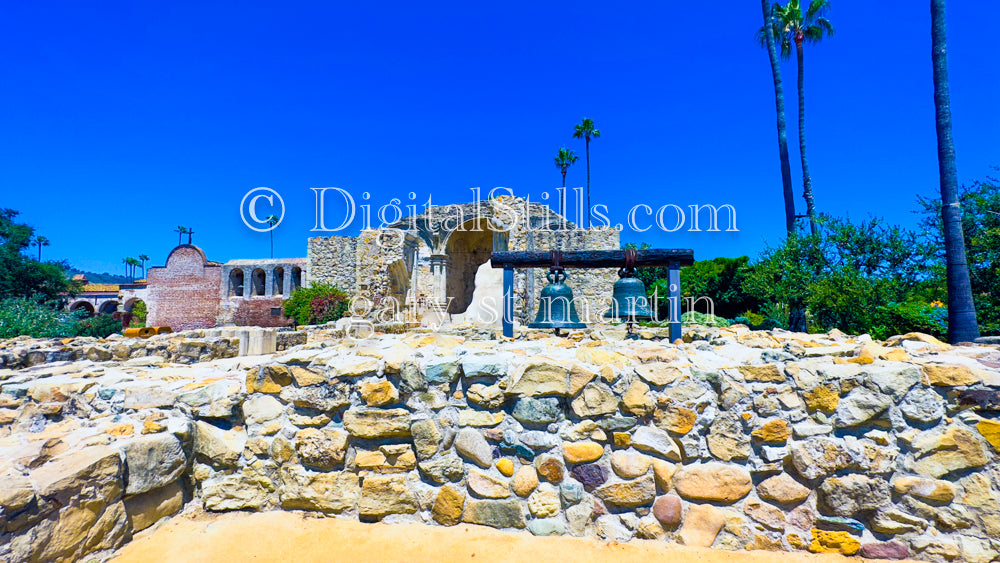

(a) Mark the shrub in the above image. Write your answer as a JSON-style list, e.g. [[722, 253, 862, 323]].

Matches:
[[72, 313, 122, 338], [129, 301, 147, 327], [283, 284, 349, 325], [0, 297, 78, 338], [681, 311, 731, 327], [869, 302, 948, 341]]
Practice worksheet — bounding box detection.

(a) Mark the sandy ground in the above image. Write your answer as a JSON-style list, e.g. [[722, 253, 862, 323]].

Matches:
[[109, 511, 906, 563]]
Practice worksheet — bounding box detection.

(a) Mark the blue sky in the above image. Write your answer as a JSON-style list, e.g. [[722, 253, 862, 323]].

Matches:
[[1, 1, 997, 275]]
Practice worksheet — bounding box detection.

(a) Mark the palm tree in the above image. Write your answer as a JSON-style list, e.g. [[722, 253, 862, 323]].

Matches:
[[931, 0, 979, 342], [126, 257, 140, 282], [174, 226, 187, 246], [572, 118, 600, 228], [771, 0, 833, 237], [138, 254, 149, 279], [31, 236, 49, 261], [553, 148, 579, 218], [266, 215, 278, 258], [757, 1, 797, 235], [122, 258, 130, 280]]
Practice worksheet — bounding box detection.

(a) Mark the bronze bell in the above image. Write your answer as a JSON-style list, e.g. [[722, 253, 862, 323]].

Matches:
[[528, 253, 586, 335], [604, 249, 652, 336]]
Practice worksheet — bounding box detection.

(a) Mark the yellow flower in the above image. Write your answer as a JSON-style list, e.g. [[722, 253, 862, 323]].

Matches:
[[930, 300, 944, 308]]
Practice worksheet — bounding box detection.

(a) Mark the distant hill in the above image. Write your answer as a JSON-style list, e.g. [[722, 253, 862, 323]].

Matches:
[[66, 269, 130, 284]]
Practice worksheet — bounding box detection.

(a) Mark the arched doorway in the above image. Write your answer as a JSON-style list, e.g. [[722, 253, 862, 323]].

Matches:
[[444, 219, 494, 314], [70, 301, 95, 317], [124, 298, 147, 327], [273, 267, 285, 295], [229, 269, 244, 297], [98, 301, 120, 315], [251, 269, 266, 296], [291, 267, 302, 291]]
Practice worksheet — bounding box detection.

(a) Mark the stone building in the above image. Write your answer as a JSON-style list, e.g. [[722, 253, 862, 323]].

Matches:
[[307, 196, 621, 326], [123, 197, 619, 330], [135, 245, 306, 330]]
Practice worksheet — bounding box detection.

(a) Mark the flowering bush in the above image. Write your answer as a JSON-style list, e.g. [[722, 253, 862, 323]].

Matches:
[[283, 284, 349, 326]]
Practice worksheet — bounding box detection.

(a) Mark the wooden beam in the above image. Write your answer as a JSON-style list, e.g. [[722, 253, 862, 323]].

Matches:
[[491, 249, 694, 269]]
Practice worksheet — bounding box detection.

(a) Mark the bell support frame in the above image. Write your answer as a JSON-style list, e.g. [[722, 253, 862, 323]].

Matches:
[[491, 248, 695, 340]]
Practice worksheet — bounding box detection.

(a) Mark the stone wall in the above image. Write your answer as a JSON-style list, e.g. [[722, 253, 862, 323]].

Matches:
[[307, 235, 358, 294], [3, 327, 999, 562]]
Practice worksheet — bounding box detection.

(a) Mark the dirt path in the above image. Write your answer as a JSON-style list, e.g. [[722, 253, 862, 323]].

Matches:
[[110, 511, 900, 563]]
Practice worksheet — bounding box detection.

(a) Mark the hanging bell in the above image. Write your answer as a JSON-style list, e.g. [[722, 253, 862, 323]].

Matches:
[[604, 249, 652, 336], [528, 267, 586, 335]]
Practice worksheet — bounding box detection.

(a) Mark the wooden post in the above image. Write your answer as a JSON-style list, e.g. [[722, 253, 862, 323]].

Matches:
[[668, 260, 681, 343], [503, 265, 514, 338]]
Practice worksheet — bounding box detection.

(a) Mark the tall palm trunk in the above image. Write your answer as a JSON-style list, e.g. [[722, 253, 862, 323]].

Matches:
[[37, 246, 41, 261], [560, 171, 567, 218], [795, 36, 818, 236], [584, 137, 591, 228], [761, 0, 797, 235], [931, 0, 979, 342], [270, 231, 274, 259]]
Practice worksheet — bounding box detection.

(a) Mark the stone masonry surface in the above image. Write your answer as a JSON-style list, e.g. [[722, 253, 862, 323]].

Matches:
[[2, 325, 1000, 562]]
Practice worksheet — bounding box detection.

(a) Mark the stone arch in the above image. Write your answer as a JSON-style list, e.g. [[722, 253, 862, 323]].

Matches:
[[70, 301, 95, 317], [229, 269, 245, 297], [443, 218, 494, 314], [273, 267, 285, 295], [124, 298, 147, 327], [291, 266, 302, 291], [251, 268, 266, 296], [98, 301, 120, 315]]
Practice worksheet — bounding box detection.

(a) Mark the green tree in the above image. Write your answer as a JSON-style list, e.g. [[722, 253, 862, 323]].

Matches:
[[743, 215, 936, 335], [174, 226, 188, 246], [757, 0, 797, 235], [0, 209, 73, 301], [919, 172, 1000, 335], [553, 148, 579, 218], [138, 254, 150, 279], [930, 0, 979, 343], [572, 118, 600, 228], [769, 0, 833, 237]]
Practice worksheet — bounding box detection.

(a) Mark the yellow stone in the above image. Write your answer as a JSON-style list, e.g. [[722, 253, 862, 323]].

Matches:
[[923, 364, 980, 386], [613, 432, 631, 449], [651, 458, 676, 492], [457, 410, 505, 427], [977, 419, 1000, 451], [655, 406, 697, 435], [737, 364, 785, 382], [107, 423, 134, 436], [142, 415, 167, 434], [562, 441, 604, 464], [809, 530, 860, 555], [622, 379, 653, 416], [359, 380, 399, 407], [289, 365, 326, 386], [432, 485, 465, 526], [496, 458, 514, 477], [803, 384, 839, 414], [880, 348, 910, 362], [892, 476, 956, 503], [751, 420, 790, 443], [787, 533, 808, 550], [576, 348, 630, 368], [746, 533, 783, 551], [246, 365, 292, 393]]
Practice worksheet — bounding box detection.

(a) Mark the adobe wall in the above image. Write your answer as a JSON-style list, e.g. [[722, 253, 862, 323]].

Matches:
[[145, 245, 222, 330]]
